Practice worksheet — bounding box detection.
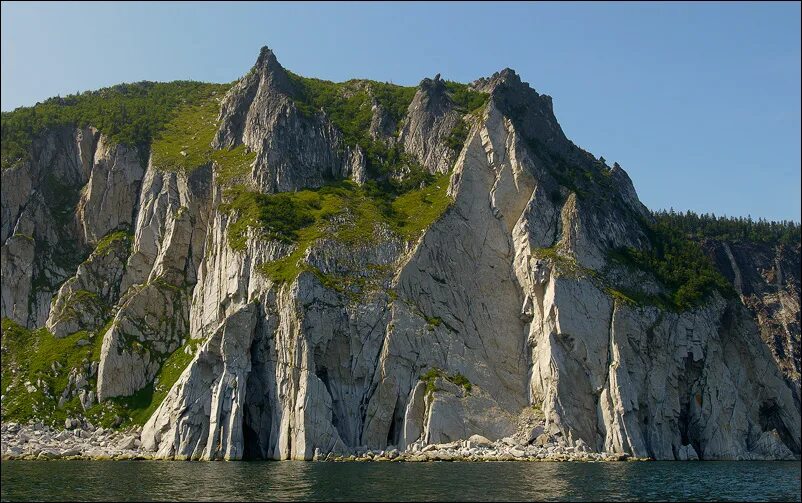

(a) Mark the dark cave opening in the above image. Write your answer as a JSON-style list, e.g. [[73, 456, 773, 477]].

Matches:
[[759, 400, 800, 454]]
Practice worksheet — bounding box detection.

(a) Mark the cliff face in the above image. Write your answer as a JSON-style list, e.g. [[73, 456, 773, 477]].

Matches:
[[704, 240, 801, 398], [1, 47, 799, 461]]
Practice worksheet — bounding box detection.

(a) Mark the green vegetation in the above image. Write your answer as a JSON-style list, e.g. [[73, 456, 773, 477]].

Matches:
[[607, 218, 736, 311], [519, 135, 618, 203], [608, 209, 801, 309], [287, 73, 416, 141], [286, 72, 419, 178], [443, 82, 489, 155], [420, 367, 472, 396], [286, 75, 489, 177], [388, 173, 453, 239], [52, 290, 109, 332], [149, 91, 256, 179], [93, 230, 132, 256], [285, 75, 487, 163], [288, 74, 376, 144], [512, 135, 744, 313], [445, 118, 470, 154], [425, 316, 442, 328], [1, 312, 200, 428], [448, 372, 472, 392], [99, 338, 202, 426], [532, 222, 734, 312], [604, 288, 639, 307], [531, 402, 546, 420], [0, 318, 104, 425], [221, 187, 316, 250], [444, 81, 489, 114], [652, 209, 800, 247], [12, 233, 34, 243], [2, 81, 229, 169], [532, 246, 595, 279], [305, 264, 394, 302], [212, 145, 258, 184], [149, 95, 220, 171], [224, 172, 451, 284]]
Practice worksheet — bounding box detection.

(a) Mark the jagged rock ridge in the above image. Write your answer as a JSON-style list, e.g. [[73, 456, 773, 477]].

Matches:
[[1, 46, 799, 461]]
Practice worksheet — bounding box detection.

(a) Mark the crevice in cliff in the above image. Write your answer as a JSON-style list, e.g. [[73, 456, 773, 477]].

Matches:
[[593, 298, 617, 449], [315, 364, 343, 439], [677, 353, 705, 458], [637, 402, 652, 456], [759, 399, 800, 454], [386, 393, 403, 448], [242, 306, 273, 460], [722, 242, 744, 296], [4, 46, 800, 463]]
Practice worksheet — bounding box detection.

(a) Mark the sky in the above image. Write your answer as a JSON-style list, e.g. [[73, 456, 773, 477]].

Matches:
[[2, 2, 800, 221]]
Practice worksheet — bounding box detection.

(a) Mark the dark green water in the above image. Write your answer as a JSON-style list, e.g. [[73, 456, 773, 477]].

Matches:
[[1, 460, 800, 502]]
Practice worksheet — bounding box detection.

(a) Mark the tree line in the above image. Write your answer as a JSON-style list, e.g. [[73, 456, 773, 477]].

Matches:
[[652, 209, 800, 246]]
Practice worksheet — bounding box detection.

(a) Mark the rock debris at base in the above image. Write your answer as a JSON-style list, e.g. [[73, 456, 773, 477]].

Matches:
[[1, 421, 657, 462]]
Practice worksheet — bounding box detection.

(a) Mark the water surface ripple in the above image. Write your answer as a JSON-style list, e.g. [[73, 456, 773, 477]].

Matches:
[[2, 460, 800, 501]]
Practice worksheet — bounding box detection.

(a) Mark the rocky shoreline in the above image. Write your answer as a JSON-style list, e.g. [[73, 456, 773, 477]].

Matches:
[[314, 435, 649, 463], [1, 422, 144, 461], [2, 422, 653, 462]]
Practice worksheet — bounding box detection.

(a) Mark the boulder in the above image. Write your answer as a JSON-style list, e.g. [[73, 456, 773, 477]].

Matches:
[[677, 444, 699, 461], [526, 425, 545, 444], [118, 435, 137, 450], [468, 434, 492, 447]]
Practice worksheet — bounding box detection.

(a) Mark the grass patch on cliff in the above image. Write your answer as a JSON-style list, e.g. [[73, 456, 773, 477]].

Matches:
[[233, 173, 452, 284], [93, 230, 133, 256], [444, 81, 489, 114], [390, 173, 452, 239], [425, 316, 442, 328], [50, 290, 110, 333], [532, 245, 596, 279], [1, 81, 229, 169], [305, 265, 394, 302], [221, 187, 318, 250], [286, 73, 416, 142], [443, 82, 488, 154], [420, 368, 472, 397], [604, 288, 641, 307], [0, 318, 104, 426], [445, 118, 470, 154], [285, 73, 421, 178], [150, 97, 220, 171], [99, 338, 202, 426], [149, 92, 256, 179]]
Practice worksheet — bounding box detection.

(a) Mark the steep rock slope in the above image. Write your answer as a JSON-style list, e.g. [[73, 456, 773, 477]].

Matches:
[[705, 240, 800, 398], [2, 47, 799, 461]]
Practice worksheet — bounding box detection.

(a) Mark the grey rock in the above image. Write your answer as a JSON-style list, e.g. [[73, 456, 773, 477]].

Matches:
[[118, 436, 137, 451], [399, 75, 462, 175], [468, 434, 493, 447], [1, 47, 799, 464], [677, 444, 699, 461]]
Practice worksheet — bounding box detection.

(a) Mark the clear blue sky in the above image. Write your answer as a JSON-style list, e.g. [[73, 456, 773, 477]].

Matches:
[[2, 2, 800, 221]]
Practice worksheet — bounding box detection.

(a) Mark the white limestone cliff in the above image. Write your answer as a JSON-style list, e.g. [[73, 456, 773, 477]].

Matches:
[[2, 47, 799, 462]]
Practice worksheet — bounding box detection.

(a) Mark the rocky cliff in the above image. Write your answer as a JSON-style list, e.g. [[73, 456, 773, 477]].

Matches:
[[2, 47, 799, 461]]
